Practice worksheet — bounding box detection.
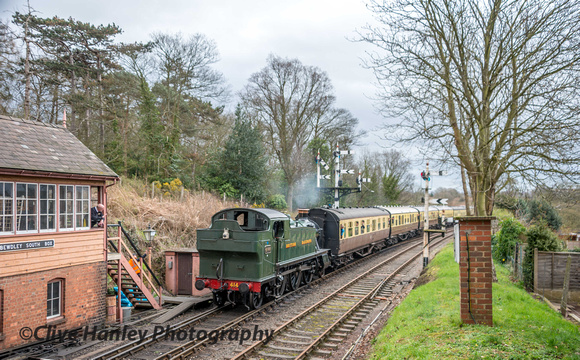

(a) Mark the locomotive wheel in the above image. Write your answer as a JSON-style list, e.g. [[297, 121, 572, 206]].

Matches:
[[287, 271, 299, 291], [275, 277, 286, 297], [213, 291, 226, 306], [302, 269, 314, 285], [250, 291, 263, 309]]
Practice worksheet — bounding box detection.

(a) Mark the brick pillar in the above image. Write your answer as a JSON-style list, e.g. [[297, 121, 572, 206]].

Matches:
[[457, 216, 494, 326]]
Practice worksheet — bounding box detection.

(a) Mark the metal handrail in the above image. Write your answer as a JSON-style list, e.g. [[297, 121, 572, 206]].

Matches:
[[106, 222, 163, 288]]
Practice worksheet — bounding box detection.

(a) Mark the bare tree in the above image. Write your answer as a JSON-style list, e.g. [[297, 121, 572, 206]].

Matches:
[[240, 55, 361, 211], [360, 0, 580, 215], [381, 150, 414, 204], [0, 19, 18, 114], [151, 32, 228, 102]]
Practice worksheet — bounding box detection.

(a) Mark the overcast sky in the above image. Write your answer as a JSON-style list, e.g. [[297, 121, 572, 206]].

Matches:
[[1, 0, 462, 191]]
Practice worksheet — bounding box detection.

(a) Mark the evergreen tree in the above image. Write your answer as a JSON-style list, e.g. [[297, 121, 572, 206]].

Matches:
[[525, 199, 562, 231], [200, 105, 267, 202]]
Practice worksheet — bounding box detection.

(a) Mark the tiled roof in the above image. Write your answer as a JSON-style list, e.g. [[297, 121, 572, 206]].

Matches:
[[0, 115, 118, 178]]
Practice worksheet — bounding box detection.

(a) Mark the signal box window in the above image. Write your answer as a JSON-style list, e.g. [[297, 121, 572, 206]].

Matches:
[[0, 182, 13, 235], [59, 185, 74, 230], [75, 186, 90, 229], [16, 183, 37, 233], [40, 184, 56, 232], [47, 280, 63, 319]]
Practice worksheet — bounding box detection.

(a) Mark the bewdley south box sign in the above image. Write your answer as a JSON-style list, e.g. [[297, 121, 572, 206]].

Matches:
[[0, 240, 55, 252]]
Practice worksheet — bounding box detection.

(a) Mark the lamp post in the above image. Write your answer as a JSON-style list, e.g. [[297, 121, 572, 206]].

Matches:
[[143, 225, 156, 270]]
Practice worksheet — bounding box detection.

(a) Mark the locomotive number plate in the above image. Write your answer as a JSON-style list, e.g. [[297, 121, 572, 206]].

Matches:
[[229, 282, 239, 289], [302, 239, 312, 245]]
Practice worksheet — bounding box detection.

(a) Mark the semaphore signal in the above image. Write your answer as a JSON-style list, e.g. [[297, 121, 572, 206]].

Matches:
[[316, 144, 370, 208]]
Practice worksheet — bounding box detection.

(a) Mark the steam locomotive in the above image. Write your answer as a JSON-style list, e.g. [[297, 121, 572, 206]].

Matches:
[[195, 205, 465, 308]]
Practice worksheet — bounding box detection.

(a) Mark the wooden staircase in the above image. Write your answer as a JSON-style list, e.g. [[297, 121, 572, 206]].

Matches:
[[106, 223, 163, 320]]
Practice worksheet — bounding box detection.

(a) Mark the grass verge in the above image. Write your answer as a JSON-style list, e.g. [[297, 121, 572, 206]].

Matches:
[[369, 244, 580, 359]]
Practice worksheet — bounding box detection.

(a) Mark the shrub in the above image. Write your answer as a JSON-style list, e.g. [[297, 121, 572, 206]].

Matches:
[[266, 194, 287, 211], [522, 223, 564, 289], [493, 218, 526, 264]]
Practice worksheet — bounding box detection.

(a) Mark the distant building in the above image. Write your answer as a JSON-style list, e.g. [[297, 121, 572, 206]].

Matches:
[[0, 115, 118, 349]]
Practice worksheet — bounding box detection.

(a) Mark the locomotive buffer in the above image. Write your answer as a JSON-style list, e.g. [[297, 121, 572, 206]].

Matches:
[[316, 145, 370, 208]]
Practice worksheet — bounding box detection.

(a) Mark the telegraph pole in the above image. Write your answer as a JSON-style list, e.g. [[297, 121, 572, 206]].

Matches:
[[422, 162, 430, 268], [334, 144, 340, 208]]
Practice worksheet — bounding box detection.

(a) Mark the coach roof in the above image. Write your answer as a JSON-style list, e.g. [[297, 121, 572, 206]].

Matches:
[[310, 207, 390, 221]]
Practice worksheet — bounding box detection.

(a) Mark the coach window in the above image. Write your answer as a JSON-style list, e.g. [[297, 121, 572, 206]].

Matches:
[[377, 220, 380, 230], [47, 279, 63, 319], [39, 184, 56, 232], [354, 221, 359, 235], [16, 183, 37, 233], [372, 220, 376, 231], [0, 182, 13, 235], [348, 222, 353, 237]]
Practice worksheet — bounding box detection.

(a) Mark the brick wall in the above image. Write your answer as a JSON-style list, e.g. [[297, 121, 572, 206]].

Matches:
[[457, 217, 494, 326], [0, 261, 107, 349]]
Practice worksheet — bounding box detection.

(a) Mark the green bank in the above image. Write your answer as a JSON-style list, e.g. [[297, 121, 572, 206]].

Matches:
[[369, 244, 580, 359]]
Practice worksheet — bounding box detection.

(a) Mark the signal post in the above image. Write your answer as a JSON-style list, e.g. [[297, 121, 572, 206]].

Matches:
[[420, 162, 447, 268], [316, 144, 369, 208]]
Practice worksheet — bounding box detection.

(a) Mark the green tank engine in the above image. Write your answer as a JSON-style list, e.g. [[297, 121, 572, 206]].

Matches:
[[195, 208, 330, 309]]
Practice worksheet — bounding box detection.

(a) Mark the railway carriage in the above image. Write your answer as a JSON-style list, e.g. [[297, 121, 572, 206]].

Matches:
[[380, 206, 422, 240], [194, 208, 330, 309], [308, 207, 391, 265], [307, 206, 422, 267]]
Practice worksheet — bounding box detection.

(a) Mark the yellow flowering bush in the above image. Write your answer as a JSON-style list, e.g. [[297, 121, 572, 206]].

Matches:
[[152, 178, 185, 198]]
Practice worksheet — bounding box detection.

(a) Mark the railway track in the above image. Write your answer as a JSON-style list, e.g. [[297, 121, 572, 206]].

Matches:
[[78, 236, 426, 360], [228, 235, 450, 360], [147, 233, 450, 360]]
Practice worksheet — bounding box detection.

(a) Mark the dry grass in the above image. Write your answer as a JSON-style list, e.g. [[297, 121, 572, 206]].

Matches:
[[106, 177, 247, 281]]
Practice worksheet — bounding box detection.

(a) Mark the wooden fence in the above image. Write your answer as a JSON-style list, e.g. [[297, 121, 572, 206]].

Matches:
[[534, 250, 580, 303]]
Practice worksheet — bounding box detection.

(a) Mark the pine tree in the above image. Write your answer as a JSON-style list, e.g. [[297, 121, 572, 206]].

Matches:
[[200, 105, 267, 202]]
